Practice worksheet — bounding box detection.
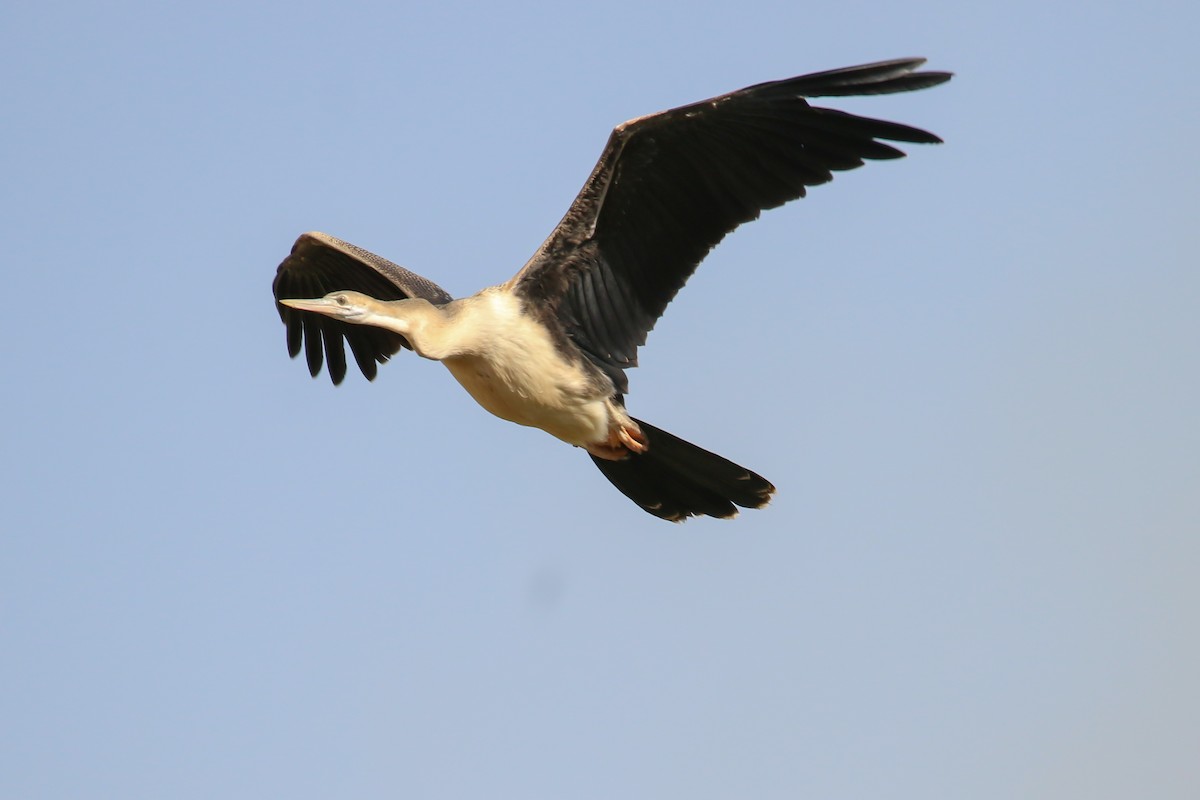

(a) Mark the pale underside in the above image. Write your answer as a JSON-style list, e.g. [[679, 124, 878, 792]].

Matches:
[[398, 290, 645, 457]]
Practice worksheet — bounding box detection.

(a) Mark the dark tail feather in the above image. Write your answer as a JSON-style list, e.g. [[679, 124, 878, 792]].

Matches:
[[590, 418, 775, 522]]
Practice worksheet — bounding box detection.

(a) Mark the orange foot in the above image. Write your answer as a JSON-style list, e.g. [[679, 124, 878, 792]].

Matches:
[[617, 423, 648, 454], [585, 421, 649, 461]]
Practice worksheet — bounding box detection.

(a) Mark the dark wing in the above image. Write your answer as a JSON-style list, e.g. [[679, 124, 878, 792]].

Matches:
[[508, 58, 951, 392], [272, 231, 453, 384]]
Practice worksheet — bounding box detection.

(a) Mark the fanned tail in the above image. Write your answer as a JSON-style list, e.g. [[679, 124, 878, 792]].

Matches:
[[590, 418, 775, 522]]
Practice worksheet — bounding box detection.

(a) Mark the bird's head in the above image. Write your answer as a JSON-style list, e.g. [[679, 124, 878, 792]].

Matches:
[[279, 291, 379, 324]]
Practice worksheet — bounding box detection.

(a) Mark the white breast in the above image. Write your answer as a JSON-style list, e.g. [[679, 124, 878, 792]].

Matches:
[[438, 291, 611, 446]]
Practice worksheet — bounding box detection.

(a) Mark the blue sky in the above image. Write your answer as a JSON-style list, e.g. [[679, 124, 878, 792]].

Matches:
[[2, 1, 1197, 797]]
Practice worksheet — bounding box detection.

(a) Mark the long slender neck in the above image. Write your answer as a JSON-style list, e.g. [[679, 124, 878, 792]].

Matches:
[[365, 298, 460, 361], [364, 290, 528, 362]]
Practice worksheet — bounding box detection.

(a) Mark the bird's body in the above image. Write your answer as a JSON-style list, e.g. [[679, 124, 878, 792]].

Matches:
[[273, 59, 951, 521], [439, 292, 610, 446], [332, 289, 625, 449]]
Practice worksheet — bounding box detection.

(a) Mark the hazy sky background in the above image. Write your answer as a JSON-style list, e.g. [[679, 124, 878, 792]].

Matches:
[[2, 1, 1197, 797]]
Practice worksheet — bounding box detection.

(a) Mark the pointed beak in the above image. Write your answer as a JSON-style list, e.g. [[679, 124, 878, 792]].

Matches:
[[279, 297, 337, 314]]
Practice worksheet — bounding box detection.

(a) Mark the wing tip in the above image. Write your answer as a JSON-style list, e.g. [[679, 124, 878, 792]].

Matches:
[[763, 57, 953, 99]]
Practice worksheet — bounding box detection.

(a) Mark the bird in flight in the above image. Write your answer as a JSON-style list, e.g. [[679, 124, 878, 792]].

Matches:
[[273, 58, 951, 521]]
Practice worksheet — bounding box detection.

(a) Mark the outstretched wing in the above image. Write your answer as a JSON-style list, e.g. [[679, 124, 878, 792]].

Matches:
[[508, 58, 951, 392], [273, 231, 453, 384]]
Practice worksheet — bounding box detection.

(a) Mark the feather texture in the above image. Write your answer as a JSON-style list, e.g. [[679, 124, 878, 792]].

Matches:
[[510, 58, 950, 386]]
